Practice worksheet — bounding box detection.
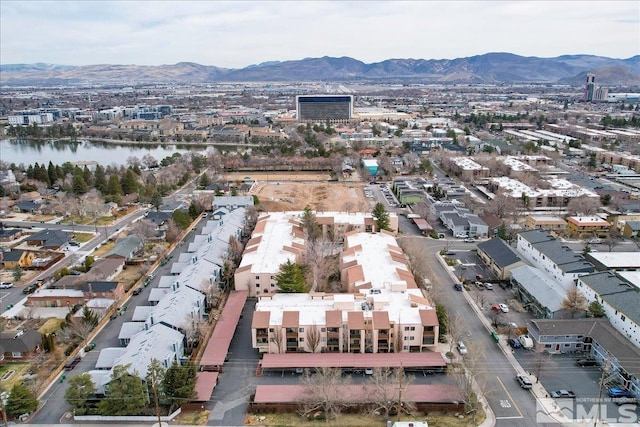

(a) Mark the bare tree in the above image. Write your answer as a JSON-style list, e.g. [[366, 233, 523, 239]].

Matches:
[[486, 192, 519, 220], [488, 308, 504, 329], [306, 324, 321, 353], [447, 312, 464, 357], [183, 317, 208, 354], [141, 154, 158, 169], [364, 366, 415, 420], [448, 343, 486, 422], [530, 350, 551, 384], [226, 235, 244, 265], [130, 219, 158, 243], [299, 367, 352, 422], [271, 326, 283, 354], [200, 279, 221, 311], [561, 288, 587, 318], [566, 196, 601, 216]]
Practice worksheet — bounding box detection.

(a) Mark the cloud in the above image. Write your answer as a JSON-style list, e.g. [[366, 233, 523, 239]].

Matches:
[[1, 1, 638, 67]]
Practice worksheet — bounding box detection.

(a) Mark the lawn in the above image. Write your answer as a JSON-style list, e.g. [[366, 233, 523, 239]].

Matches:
[[0, 362, 32, 392], [38, 318, 65, 334], [244, 412, 483, 427], [73, 232, 94, 243]]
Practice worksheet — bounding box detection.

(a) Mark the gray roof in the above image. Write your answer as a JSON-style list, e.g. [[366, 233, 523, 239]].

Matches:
[[626, 220, 640, 231], [520, 230, 595, 275], [466, 215, 487, 226], [212, 195, 254, 208], [118, 322, 145, 341], [106, 235, 143, 259], [477, 238, 522, 268], [83, 281, 119, 293], [511, 266, 565, 312], [0, 330, 41, 353], [518, 229, 553, 244], [26, 229, 70, 247], [95, 347, 127, 369], [529, 319, 640, 377], [578, 271, 640, 326], [2, 250, 26, 262]]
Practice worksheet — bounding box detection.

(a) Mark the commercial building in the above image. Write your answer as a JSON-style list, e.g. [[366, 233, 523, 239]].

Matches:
[[296, 95, 353, 123], [566, 216, 611, 239]]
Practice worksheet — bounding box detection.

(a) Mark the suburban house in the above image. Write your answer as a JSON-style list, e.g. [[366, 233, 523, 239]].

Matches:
[[105, 235, 143, 261], [0, 330, 42, 361], [527, 319, 640, 398], [476, 238, 526, 280], [212, 195, 254, 211], [25, 229, 70, 250], [1, 249, 35, 269], [576, 271, 640, 349], [622, 220, 640, 238], [0, 227, 23, 243], [82, 281, 125, 301], [85, 257, 126, 281], [144, 210, 172, 228]]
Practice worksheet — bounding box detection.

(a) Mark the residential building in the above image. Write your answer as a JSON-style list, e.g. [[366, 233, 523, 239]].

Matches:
[[622, 220, 640, 238], [516, 229, 595, 290], [212, 195, 254, 211], [528, 319, 640, 398], [576, 271, 640, 348], [476, 238, 526, 280], [0, 330, 42, 361], [584, 252, 640, 272], [566, 216, 611, 239], [510, 265, 570, 319], [296, 95, 353, 123], [1, 250, 35, 269], [25, 229, 70, 250], [524, 215, 567, 233], [448, 157, 490, 180], [105, 235, 143, 260]]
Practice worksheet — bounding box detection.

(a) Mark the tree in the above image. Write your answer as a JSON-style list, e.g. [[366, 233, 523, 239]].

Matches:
[[120, 169, 138, 195], [448, 343, 485, 422], [72, 174, 88, 195], [275, 259, 308, 293], [99, 365, 147, 415], [65, 373, 97, 415], [299, 367, 352, 422], [150, 191, 163, 210], [64, 306, 99, 348], [162, 361, 196, 412], [435, 303, 448, 336], [305, 324, 321, 353], [106, 174, 123, 197], [364, 366, 415, 420], [372, 202, 391, 232], [561, 288, 587, 318], [12, 266, 23, 282], [5, 383, 38, 417], [301, 206, 322, 242], [171, 209, 192, 229], [566, 196, 601, 216], [198, 173, 210, 189], [531, 350, 551, 384], [587, 300, 606, 318]]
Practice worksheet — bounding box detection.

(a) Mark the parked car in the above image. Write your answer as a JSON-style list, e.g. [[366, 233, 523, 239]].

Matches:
[[551, 390, 576, 399], [64, 356, 81, 371], [484, 283, 493, 290], [364, 368, 374, 375], [518, 334, 534, 349], [576, 358, 598, 367], [516, 374, 533, 389], [132, 288, 142, 296], [608, 387, 633, 398], [589, 238, 602, 244], [455, 233, 468, 239], [475, 281, 485, 290], [498, 303, 509, 313], [22, 283, 39, 294], [457, 341, 468, 355], [464, 238, 476, 243], [0, 282, 13, 289], [454, 283, 463, 291], [508, 338, 521, 349]]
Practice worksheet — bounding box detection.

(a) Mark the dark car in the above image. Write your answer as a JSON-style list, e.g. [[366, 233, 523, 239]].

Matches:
[[508, 338, 521, 349], [132, 288, 142, 296], [454, 283, 463, 291], [576, 358, 598, 367], [23, 283, 39, 294], [64, 356, 81, 371], [551, 390, 576, 399]]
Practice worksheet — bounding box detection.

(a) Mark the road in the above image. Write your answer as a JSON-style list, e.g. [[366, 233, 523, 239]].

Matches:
[[399, 235, 555, 427]]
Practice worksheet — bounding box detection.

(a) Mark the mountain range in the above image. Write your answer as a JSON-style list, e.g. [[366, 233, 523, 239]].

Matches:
[[1, 53, 639, 86]]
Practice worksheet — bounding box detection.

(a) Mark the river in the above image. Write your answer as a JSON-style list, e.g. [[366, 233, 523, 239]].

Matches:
[[0, 139, 210, 167]]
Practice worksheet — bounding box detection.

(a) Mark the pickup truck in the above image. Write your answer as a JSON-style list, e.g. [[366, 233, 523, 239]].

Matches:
[[551, 390, 576, 399]]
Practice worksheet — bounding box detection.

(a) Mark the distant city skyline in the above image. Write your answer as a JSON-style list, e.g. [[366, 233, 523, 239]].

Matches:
[[1, 1, 638, 68]]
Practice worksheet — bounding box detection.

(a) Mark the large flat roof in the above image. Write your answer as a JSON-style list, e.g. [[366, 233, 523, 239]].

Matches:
[[260, 352, 446, 369]]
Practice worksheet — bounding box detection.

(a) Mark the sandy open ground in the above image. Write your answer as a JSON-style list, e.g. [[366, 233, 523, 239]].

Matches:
[[220, 173, 369, 212]]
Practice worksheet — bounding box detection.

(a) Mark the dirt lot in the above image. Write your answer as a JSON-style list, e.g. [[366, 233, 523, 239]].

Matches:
[[226, 173, 369, 212]]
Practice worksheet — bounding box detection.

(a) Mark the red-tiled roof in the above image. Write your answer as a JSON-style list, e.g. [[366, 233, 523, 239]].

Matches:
[[194, 372, 218, 401], [348, 311, 365, 330], [252, 311, 270, 329], [282, 311, 299, 328]]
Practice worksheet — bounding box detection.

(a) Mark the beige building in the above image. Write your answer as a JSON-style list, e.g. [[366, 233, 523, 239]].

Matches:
[[525, 215, 567, 233]]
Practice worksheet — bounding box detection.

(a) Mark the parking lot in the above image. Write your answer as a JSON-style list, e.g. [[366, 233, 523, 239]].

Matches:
[[514, 352, 639, 422]]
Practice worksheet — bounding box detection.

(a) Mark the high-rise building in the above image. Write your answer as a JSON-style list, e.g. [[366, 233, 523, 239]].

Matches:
[[584, 73, 596, 101], [296, 95, 353, 123]]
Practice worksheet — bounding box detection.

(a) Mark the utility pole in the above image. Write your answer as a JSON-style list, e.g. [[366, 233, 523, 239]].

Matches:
[[151, 367, 163, 427]]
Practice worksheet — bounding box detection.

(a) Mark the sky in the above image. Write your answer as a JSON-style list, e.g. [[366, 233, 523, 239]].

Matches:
[[1, 1, 638, 68]]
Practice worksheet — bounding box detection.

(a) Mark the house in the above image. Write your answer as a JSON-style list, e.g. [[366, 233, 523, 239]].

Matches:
[[85, 257, 126, 281], [0, 330, 42, 361], [14, 201, 41, 214], [82, 281, 125, 301], [479, 214, 503, 237], [0, 227, 23, 243], [576, 271, 640, 349], [622, 220, 640, 238], [25, 229, 70, 250], [105, 235, 143, 260], [1, 249, 35, 269], [566, 216, 611, 239], [584, 252, 640, 272], [212, 195, 254, 211], [145, 211, 172, 227], [28, 289, 85, 307], [476, 238, 526, 280], [159, 200, 188, 213]]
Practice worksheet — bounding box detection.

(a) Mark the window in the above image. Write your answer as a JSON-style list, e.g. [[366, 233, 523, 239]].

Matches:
[[621, 314, 626, 321], [404, 326, 410, 331], [321, 328, 326, 332], [12, 352, 22, 357], [269, 328, 274, 332], [255, 283, 260, 287], [563, 343, 570, 347], [544, 344, 552, 349], [255, 276, 260, 280], [299, 328, 304, 332], [321, 337, 326, 342], [299, 337, 304, 342]]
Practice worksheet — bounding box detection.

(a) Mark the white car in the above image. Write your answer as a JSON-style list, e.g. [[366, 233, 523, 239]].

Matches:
[[498, 303, 509, 313], [455, 233, 468, 239], [589, 238, 602, 244], [0, 282, 13, 289], [457, 341, 468, 355]]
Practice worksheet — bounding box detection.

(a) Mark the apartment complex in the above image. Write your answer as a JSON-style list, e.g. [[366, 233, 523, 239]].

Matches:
[[566, 216, 611, 239], [296, 95, 353, 122], [251, 230, 438, 354]]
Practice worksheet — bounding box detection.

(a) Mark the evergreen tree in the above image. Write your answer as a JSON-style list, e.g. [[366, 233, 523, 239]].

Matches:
[[72, 174, 88, 195], [497, 222, 508, 240], [93, 165, 107, 194], [162, 361, 196, 412], [372, 202, 391, 232], [587, 300, 606, 318], [301, 205, 322, 242], [275, 259, 307, 293], [82, 166, 94, 188], [65, 373, 97, 415], [106, 175, 123, 196], [48, 161, 57, 186], [198, 173, 210, 189], [172, 210, 192, 229], [6, 383, 38, 417], [150, 191, 163, 210], [98, 365, 146, 415], [120, 169, 138, 195]]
